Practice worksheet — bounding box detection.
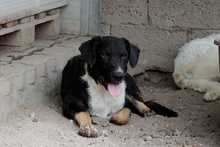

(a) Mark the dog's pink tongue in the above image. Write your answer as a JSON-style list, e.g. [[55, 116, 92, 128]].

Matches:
[[107, 83, 122, 97]]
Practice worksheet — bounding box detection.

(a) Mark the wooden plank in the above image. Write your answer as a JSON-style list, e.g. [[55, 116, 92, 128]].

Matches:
[[214, 39, 220, 73]]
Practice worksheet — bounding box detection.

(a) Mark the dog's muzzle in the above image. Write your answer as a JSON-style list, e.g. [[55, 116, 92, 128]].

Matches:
[[111, 71, 125, 83]]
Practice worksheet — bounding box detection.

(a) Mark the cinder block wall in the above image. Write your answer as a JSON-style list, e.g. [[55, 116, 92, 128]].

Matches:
[[102, 0, 220, 75]]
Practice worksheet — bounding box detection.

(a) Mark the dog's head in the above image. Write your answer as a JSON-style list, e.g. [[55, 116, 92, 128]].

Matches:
[[79, 36, 140, 96]]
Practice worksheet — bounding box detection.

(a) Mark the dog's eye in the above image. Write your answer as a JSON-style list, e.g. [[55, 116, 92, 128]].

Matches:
[[101, 53, 111, 60], [120, 54, 127, 59]]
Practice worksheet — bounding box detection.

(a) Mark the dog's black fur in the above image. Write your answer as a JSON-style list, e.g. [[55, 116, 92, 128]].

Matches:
[[61, 36, 178, 137]]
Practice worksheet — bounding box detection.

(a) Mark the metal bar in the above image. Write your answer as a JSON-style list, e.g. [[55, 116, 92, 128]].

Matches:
[[214, 39, 220, 74]]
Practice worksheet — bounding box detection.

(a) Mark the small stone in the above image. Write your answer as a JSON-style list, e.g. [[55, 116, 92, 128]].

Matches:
[[92, 117, 109, 127], [150, 75, 162, 84], [174, 129, 182, 136], [164, 135, 171, 139], [32, 118, 38, 122], [149, 89, 154, 93], [101, 130, 108, 137], [144, 135, 153, 141], [29, 112, 36, 118]]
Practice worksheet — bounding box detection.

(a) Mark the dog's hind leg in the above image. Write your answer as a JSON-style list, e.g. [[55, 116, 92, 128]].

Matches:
[[201, 81, 220, 101], [126, 95, 150, 114], [125, 73, 178, 117], [110, 107, 131, 125], [173, 74, 220, 101], [144, 101, 178, 117]]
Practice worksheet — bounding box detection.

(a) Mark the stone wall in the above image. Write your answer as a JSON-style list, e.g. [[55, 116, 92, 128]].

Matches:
[[102, 0, 220, 75]]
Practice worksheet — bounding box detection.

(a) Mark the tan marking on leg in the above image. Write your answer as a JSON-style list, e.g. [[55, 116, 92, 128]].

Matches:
[[126, 96, 150, 114], [74, 111, 92, 127], [74, 111, 98, 137], [110, 107, 131, 125]]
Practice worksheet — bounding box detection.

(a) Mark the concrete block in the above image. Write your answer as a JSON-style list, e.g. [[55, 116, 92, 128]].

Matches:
[[112, 25, 187, 59], [16, 54, 45, 66], [0, 76, 11, 96], [36, 63, 46, 78], [46, 58, 56, 74], [35, 12, 47, 19], [102, 0, 148, 26], [64, 50, 75, 61], [13, 75, 24, 91], [55, 53, 66, 72], [0, 26, 35, 51], [2, 20, 18, 28], [0, 63, 34, 77], [0, 95, 11, 117], [46, 9, 60, 16], [24, 84, 47, 105], [36, 46, 69, 57], [35, 18, 60, 39], [102, 24, 111, 36], [149, 0, 220, 29], [24, 68, 36, 85], [57, 36, 91, 48]]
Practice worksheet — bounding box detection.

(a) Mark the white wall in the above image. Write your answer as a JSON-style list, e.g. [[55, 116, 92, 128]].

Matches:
[[60, 0, 101, 36]]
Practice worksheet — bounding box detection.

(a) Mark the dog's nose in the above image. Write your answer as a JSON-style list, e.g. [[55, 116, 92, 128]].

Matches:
[[112, 71, 125, 82]]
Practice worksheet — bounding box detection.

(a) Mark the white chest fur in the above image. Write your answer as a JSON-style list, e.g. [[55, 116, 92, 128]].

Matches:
[[81, 68, 126, 118]]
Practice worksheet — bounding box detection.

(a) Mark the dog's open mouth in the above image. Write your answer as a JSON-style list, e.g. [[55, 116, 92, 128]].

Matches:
[[107, 83, 122, 97], [99, 76, 123, 97]]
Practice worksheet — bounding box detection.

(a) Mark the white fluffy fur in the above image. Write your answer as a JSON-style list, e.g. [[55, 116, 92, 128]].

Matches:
[[81, 65, 126, 118], [173, 34, 220, 101]]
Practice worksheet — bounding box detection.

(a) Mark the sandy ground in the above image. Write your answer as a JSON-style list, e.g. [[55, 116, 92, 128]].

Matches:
[[0, 71, 220, 147]]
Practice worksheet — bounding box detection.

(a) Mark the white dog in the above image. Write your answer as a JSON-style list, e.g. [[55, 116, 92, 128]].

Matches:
[[173, 34, 220, 101]]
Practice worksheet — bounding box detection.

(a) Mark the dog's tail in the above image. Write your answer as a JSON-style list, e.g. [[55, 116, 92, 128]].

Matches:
[[144, 101, 178, 117]]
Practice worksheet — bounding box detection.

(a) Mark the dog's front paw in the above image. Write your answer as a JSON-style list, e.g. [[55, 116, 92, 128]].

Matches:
[[78, 125, 98, 138], [203, 92, 218, 101]]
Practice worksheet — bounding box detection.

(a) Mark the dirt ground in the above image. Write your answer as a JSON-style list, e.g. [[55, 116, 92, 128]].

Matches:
[[0, 71, 220, 147]]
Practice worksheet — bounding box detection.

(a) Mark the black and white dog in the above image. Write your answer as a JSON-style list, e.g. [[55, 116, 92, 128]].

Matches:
[[61, 36, 178, 137]]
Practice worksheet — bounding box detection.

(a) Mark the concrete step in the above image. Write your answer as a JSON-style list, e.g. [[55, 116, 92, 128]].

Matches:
[[0, 35, 91, 118]]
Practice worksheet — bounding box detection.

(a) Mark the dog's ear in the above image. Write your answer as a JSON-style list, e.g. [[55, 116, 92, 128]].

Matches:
[[79, 36, 101, 66], [123, 38, 140, 68]]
